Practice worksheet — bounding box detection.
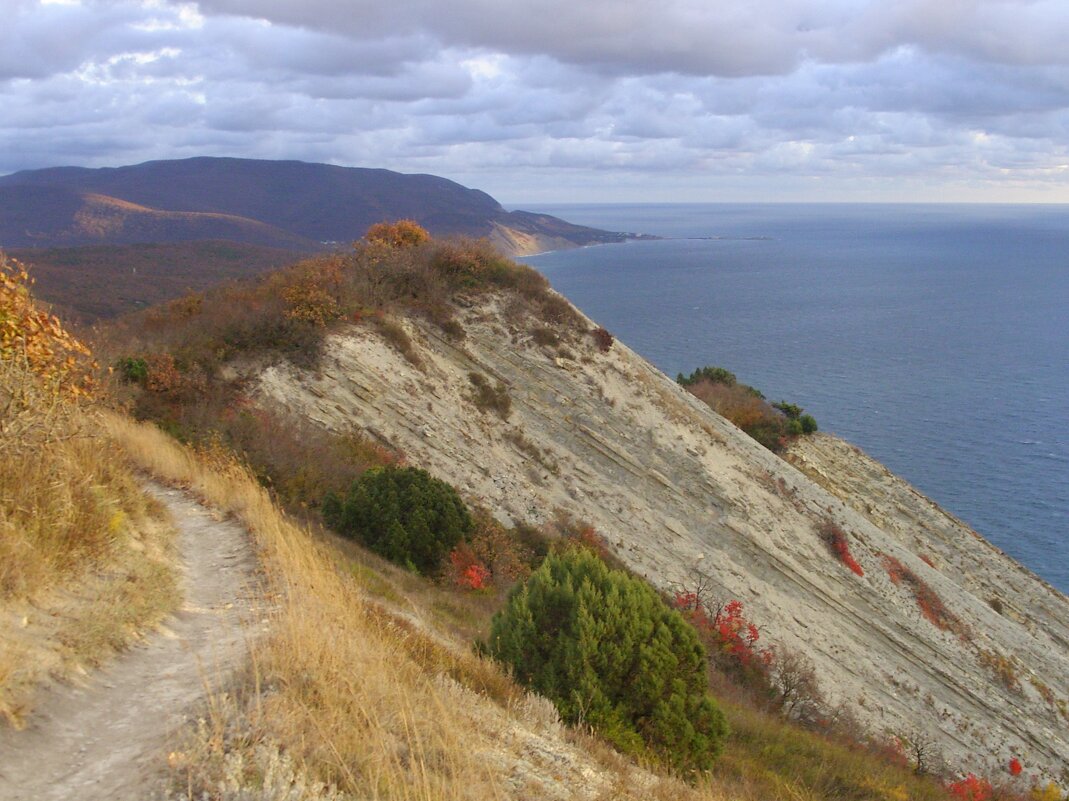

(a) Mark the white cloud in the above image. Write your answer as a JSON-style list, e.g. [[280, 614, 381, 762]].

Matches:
[[1, 0, 1068, 201]]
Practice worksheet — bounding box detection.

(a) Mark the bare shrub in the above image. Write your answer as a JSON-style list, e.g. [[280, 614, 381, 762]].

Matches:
[[467, 372, 511, 419], [372, 316, 422, 368], [901, 727, 946, 776], [770, 648, 824, 724], [591, 326, 614, 352]]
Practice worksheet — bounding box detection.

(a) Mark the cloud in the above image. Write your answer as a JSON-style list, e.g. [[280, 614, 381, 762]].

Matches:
[[197, 0, 1069, 75], [1, 0, 1068, 201]]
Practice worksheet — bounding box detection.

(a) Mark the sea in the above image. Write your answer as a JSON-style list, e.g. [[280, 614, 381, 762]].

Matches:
[[519, 203, 1069, 594]]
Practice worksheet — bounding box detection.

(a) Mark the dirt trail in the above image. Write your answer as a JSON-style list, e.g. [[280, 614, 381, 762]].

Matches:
[[0, 482, 260, 801]]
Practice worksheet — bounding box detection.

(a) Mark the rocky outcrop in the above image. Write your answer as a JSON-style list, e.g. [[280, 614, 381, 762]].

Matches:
[[253, 294, 1069, 780]]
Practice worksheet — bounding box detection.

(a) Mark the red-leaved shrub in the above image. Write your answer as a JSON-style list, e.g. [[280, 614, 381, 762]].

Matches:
[[947, 774, 993, 801], [673, 594, 773, 689], [819, 522, 864, 576], [447, 543, 492, 591], [881, 553, 967, 637]]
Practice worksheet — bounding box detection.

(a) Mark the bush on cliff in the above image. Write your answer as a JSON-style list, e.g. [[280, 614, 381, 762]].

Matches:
[[485, 547, 729, 774], [323, 466, 473, 574], [678, 364, 818, 452]]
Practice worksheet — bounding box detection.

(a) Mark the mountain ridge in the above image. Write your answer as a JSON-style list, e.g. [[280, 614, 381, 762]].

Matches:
[[0, 157, 643, 255]]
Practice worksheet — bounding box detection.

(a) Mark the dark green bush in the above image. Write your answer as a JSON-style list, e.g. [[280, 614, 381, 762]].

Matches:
[[677, 365, 738, 387], [322, 467, 473, 573], [772, 401, 817, 435], [772, 401, 803, 419], [485, 547, 728, 774]]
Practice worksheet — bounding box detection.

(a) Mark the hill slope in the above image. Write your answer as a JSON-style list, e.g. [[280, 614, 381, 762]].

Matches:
[[9, 241, 302, 322], [0, 158, 638, 255], [0, 185, 319, 250], [249, 294, 1069, 780]]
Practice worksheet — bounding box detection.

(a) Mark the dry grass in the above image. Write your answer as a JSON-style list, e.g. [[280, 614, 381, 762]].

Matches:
[[0, 359, 178, 727], [108, 414, 512, 799], [107, 413, 959, 801], [107, 416, 743, 800], [374, 315, 423, 368], [467, 371, 511, 419]]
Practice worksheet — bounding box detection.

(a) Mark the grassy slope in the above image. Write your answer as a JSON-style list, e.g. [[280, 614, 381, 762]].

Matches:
[[0, 260, 179, 726], [106, 413, 957, 801], [6, 233, 1042, 798]]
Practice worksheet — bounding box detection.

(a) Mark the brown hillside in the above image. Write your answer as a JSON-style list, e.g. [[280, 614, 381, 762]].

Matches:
[[0, 157, 644, 255], [0, 185, 320, 251], [12, 241, 303, 322]]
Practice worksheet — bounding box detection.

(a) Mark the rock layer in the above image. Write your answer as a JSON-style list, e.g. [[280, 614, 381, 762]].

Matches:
[[254, 294, 1069, 780]]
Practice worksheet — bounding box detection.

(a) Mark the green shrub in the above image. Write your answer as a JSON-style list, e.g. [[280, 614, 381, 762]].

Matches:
[[773, 401, 818, 434], [322, 467, 473, 574], [677, 365, 739, 387], [116, 356, 148, 384], [772, 401, 803, 419], [485, 547, 729, 774]]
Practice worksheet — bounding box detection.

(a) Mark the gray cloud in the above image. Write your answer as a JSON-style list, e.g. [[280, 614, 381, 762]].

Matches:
[[198, 0, 1069, 75], [1, 0, 1068, 201]]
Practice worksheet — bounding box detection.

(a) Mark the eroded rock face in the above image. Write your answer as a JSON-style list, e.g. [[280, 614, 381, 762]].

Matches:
[[254, 294, 1069, 780]]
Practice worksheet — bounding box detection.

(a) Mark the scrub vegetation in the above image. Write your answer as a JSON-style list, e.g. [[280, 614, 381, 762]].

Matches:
[[677, 365, 817, 452], [4, 230, 1062, 800], [0, 254, 177, 726]]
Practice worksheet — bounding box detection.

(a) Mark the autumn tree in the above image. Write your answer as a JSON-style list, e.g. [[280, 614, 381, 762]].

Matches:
[[364, 219, 430, 248]]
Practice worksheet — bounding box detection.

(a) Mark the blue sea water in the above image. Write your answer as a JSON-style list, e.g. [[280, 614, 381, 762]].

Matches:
[[520, 204, 1069, 594]]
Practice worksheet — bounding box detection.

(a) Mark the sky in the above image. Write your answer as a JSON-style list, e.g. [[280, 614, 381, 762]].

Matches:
[[3, 0, 1069, 203]]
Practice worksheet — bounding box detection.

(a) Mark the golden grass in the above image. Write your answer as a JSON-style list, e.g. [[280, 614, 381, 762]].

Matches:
[[106, 410, 969, 801], [711, 701, 950, 801], [108, 413, 510, 799], [106, 412, 970, 799], [0, 359, 179, 726], [107, 414, 742, 800]]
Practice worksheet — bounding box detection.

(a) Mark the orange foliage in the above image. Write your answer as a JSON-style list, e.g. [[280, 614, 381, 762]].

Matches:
[[143, 352, 183, 394], [466, 510, 534, 585], [282, 282, 340, 326], [364, 219, 430, 248], [281, 258, 343, 326], [0, 253, 94, 399], [446, 543, 492, 591], [685, 378, 792, 451]]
